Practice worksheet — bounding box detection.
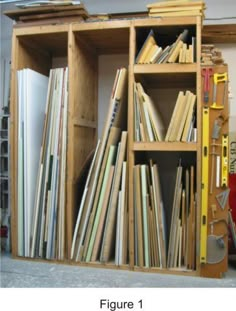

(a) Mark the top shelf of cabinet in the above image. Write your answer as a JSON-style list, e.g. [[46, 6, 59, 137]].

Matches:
[[73, 22, 130, 55], [16, 30, 68, 57]]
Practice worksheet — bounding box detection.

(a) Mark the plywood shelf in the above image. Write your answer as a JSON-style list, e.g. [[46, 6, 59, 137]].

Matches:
[[134, 71, 196, 89], [133, 142, 198, 152], [134, 63, 197, 74]]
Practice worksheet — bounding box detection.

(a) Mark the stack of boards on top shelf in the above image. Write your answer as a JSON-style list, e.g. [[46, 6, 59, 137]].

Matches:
[[17, 67, 68, 260], [71, 68, 129, 266], [4, 1, 89, 26], [136, 28, 196, 64], [134, 82, 196, 143], [147, 0, 206, 18]]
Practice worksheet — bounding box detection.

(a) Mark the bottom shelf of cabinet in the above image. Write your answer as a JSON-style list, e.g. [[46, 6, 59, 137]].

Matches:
[[131, 151, 198, 272], [13, 254, 229, 278], [13, 254, 199, 276]]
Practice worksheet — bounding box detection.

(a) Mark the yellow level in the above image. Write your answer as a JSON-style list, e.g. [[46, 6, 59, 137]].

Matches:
[[221, 134, 229, 187], [200, 107, 209, 264]]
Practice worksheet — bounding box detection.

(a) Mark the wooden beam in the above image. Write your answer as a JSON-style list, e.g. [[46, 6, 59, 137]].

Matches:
[[202, 24, 236, 44]]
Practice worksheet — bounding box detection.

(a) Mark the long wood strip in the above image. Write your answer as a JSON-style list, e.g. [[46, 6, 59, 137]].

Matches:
[[92, 127, 121, 221], [118, 162, 127, 265], [151, 165, 162, 267], [181, 189, 186, 266], [140, 165, 150, 268], [150, 185, 159, 267], [82, 128, 121, 261], [134, 165, 144, 267], [91, 165, 115, 262], [85, 145, 117, 262], [149, 5, 205, 13], [74, 69, 127, 262], [100, 131, 128, 262], [190, 166, 195, 270], [70, 140, 100, 259], [167, 164, 182, 268], [147, 1, 205, 9]]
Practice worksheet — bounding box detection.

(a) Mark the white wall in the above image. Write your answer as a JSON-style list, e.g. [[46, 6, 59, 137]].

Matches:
[[217, 44, 236, 132], [1, 3, 13, 109], [1, 3, 14, 57]]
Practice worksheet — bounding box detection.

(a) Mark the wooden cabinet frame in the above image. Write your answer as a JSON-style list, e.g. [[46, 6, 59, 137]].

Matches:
[[10, 16, 228, 278]]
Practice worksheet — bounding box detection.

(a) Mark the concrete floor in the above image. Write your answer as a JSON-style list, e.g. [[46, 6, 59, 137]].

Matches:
[[1, 253, 236, 287]]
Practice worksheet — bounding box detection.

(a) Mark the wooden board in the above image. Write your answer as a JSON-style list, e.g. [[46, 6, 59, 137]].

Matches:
[[100, 132, 128, 262], [4, 4, 89, 21], [19, 10, 87, 21], [202, 24, 236, 44]]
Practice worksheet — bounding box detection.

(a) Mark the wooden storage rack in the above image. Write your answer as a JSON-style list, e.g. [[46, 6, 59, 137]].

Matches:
[[128, 16, 202, 275], [10, 15, 228, 278]]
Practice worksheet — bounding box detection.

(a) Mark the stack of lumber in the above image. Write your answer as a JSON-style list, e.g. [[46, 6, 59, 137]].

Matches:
[[134, 82, 165, 142], [17, 67, 68, 260], [165, 90, 196, 142], [136, 28, 196, 64], [71, 68, 129, 265], [167, 164, 196, 270], [4, 1, 89, 26], [147, 0, 206, 18], [201, 44, 225, 65], [133, 161, 167, 268]]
